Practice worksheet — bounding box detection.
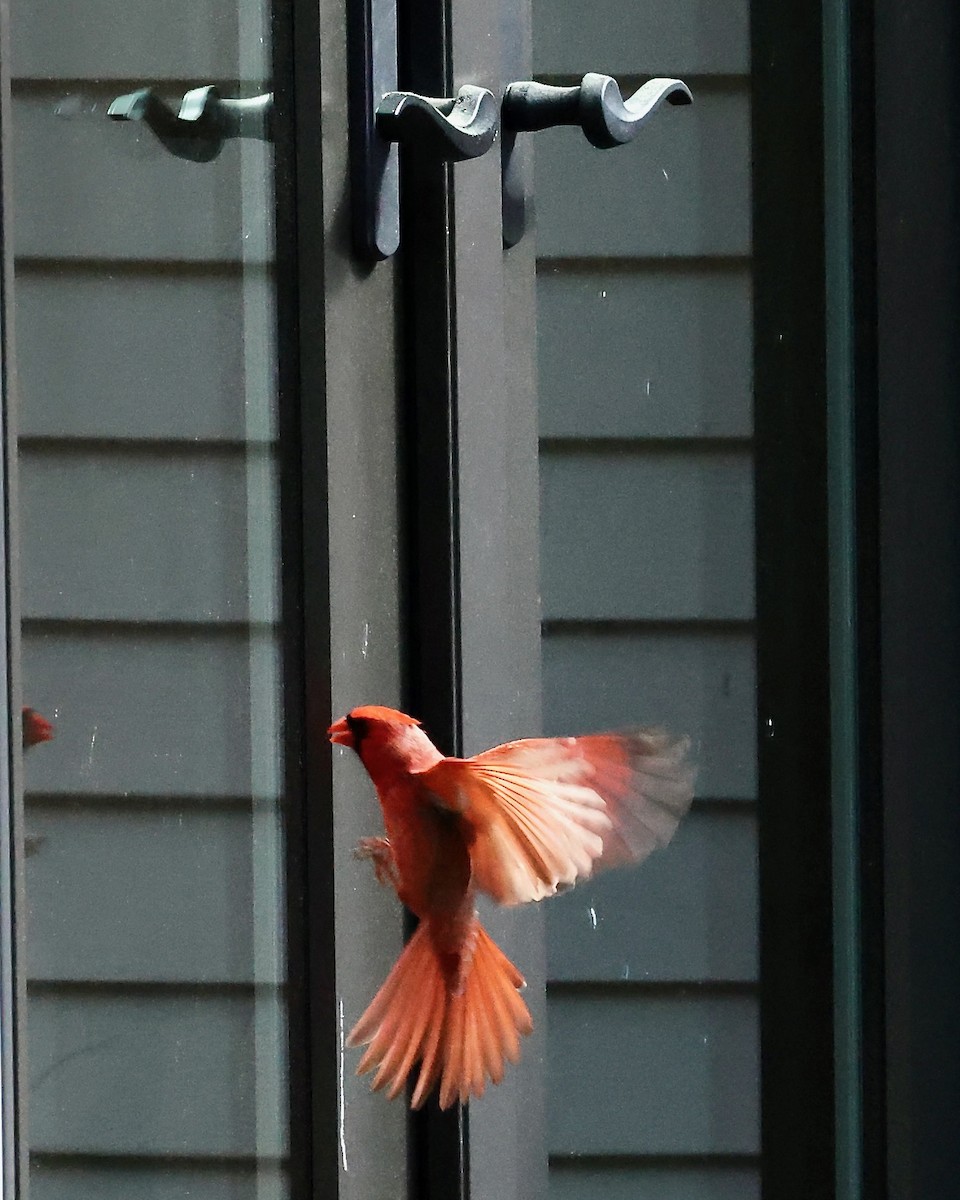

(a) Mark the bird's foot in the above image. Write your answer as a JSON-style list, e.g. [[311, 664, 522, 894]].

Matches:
[[353, 836, 399, 888]]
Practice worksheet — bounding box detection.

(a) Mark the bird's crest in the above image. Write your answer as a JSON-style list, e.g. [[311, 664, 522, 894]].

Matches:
[[349, 704, 421, 727]]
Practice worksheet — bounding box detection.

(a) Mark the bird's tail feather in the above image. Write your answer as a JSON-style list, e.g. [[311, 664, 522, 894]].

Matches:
[[348, 918, 532, 1109]]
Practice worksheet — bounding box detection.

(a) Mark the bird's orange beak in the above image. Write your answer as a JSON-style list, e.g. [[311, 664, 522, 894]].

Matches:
[[328, 716, 355, 748]]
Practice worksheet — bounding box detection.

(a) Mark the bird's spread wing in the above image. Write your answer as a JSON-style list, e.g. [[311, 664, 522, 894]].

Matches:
[[418, 731, 695, 906]]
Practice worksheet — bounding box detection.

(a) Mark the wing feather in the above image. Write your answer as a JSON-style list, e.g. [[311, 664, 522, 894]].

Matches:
[[418, 730, 694, 905]]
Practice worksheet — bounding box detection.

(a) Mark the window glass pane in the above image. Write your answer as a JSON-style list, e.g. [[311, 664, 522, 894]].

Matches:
[[532, 0, 760, 1194], [11, 2, 288, 1197]]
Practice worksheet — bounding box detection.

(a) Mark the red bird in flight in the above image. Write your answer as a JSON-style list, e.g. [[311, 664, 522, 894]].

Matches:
[[329, 704, 694, 1110]]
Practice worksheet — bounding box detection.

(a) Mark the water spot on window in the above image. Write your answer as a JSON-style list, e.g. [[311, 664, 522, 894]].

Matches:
[[81, 724, 98, 775], [54, 95, 82, 118]]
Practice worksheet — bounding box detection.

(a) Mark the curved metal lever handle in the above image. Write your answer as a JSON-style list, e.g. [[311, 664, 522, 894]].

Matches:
[[108, 86, 273, 163], [376, 85, 499, 162], [502, 74, 691, 149]]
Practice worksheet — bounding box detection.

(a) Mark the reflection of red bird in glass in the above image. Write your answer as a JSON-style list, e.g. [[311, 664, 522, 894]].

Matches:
[[329, 704, 694, 1109], [22, 707, 54, 749]]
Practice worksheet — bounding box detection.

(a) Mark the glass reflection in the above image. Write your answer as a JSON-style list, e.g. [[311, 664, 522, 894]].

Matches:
[[12, 1, 287, 1196]]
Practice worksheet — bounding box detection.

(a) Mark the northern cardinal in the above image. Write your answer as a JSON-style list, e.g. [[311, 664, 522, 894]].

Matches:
[[329, 704, 694, 1110], [22, 707, 54, 749]]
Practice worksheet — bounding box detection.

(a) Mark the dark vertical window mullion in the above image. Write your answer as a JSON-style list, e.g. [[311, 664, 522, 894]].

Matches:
[[751, 1, 837, 1196], [874, 0, 960, 1192], [399, 0, 461, 759], [823, 0, 868, 1195], [844, 2, 885, 1196], [398, 0, 469, 1190], [272, 0, 337, 1196]]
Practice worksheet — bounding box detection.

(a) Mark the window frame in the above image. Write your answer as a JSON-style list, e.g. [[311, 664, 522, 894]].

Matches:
[[3, 0, 955, 1194], [275, 0, 544, 1194], [754, 0, 960, 1195], [0, 0, 25, 1188], [752, 0, 839, 1187], [874, 0, 960, 1193]]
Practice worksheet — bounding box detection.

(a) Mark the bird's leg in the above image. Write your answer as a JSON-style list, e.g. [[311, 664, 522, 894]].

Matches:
[[354, 835, 399, 889]]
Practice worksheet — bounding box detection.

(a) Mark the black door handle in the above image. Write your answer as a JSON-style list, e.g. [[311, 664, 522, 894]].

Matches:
[[500, 74, 692, 245], [349, 0, 500, 259], [502, 74, 691, 147], [376, 86, 499, 162], [352, 78, 499, 261]]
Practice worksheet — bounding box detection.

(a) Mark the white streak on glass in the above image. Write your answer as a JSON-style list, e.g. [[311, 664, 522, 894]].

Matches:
[[338, 998, 349, 1172]]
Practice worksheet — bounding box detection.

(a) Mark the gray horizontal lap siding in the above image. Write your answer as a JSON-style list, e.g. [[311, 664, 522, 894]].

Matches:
[[532, 0, 748, 77], [16, 268, 277, 443], [30, 1161, 287, 1200], [534, 87, 750, 260], [21, 629, 280, 800], [533, 0, 757, 1195], [537, 267, 752, 441], [27, 991, 286, 1156], [542, 630, 756, 801], [548, 1162, 760, 1200], [547, 807, 757, 985], [25, 806, 270, 984], [13, 90, 272, 263], [540, 448, 754, 621], [12, 25, 285, 1193], [10, 0, 253, 80]]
